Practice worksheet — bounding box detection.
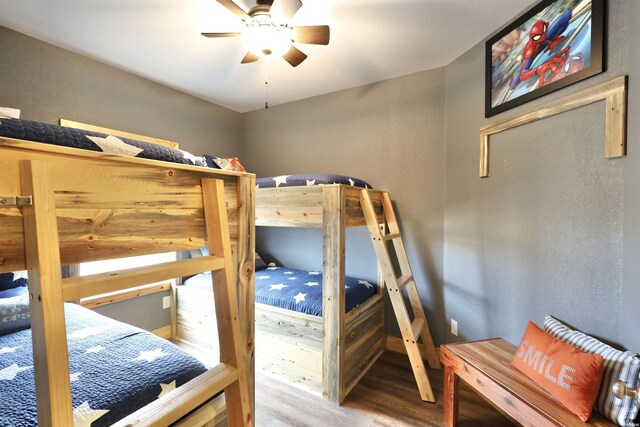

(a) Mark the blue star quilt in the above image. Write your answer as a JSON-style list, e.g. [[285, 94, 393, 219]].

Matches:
[[184, 266, 377, 316], [256, 174, 372, 189], [0, 118, 204, 166], [0, 302, 207, 427]]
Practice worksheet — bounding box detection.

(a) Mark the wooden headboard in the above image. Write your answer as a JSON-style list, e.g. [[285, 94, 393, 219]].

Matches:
[[59, 119, 180, 149]]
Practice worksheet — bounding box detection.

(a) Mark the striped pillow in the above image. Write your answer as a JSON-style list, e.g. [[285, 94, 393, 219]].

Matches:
[[544, 315, 640, 426]]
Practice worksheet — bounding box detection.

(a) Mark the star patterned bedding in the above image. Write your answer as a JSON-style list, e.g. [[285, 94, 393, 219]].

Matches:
[[0, 302, 207, 427], [256, 174, 372, 189], [184, 266, 377, 316], [0, 117, 204, 166]]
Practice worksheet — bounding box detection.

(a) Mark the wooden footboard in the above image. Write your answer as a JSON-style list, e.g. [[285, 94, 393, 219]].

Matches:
[[0, 137, 255, 426]]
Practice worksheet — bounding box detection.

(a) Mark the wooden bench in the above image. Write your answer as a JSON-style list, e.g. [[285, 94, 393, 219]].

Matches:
[[440, 338, 616, 427]]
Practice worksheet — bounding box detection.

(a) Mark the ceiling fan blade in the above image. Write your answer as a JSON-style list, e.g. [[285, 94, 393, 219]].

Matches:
[[216, 0, 250, 21], [282, 45, 307, 67], [241, 52, 260, 64], [201, 32, 242, 38], [270, 0, 302, 22], [291, 25, 330, 45]]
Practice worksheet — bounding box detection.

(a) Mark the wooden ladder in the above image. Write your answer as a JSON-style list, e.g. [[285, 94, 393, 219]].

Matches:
[[360, 190, 441, 402], [19, 161, 251, 426]]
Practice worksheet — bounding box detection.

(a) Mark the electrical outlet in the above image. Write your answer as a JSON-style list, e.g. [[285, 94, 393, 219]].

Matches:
[[162, 296, 171, 309], [451, 319, 458, 336]]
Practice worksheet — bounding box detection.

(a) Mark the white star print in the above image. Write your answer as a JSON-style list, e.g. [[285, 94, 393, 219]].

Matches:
[[266, 266, 280, 270], [348, 178, 355, 186], [304, 281, 320, 287], [70, 372, 82, 382], [0, 347, 18, 355], [73, 401, 109, 427], [306, 179, 316, 186], [308, 271, 320, 275], [133, 348, 168, 363], [68, 327, 102, 339], [273, 175, 290, 187], [358, 280, 373, 289], [269, 283, 287, 291], [257, 275, 270, 280], [256, 183, 260, 188], [289, 277, 299, 281], [158, 380, 176, 398], [345, 285, 350, 289], [0, 364, 32, 381], [284, 271, 294, 275], [293, 292, 307, 304], [84, 345, 104, 354], [86, 135, 144, 157]]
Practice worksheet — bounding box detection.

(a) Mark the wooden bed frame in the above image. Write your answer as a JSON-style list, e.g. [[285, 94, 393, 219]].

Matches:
[[0, 124, 255, 426], [256, 185, 386, 403], [175, 184, 386, 403]]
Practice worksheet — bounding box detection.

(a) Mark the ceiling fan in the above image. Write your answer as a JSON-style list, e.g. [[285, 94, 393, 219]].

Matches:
[[202, 0, 330, 67]]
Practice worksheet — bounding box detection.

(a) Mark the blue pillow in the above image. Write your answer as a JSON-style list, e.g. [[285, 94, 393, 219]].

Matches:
[[0, 272, 15, 291], [0, 286, 31, 334], [202, 154, 222, 169]]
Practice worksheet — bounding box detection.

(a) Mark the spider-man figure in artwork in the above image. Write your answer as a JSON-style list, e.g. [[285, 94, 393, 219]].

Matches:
[[511, 10, 576, 88]]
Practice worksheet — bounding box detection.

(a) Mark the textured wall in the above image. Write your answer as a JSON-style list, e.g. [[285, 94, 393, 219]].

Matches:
[[622, 0, 640, 351], [0, 25, 243, 158], [443, 0, 630, 347], [0, 25, 244, 331], [242, 69, 447, 341]]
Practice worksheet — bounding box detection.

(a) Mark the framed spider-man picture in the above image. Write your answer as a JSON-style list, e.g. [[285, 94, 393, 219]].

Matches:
[[485, 0, 604, 118]]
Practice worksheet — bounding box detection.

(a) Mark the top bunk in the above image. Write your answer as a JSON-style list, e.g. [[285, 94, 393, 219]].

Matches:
[[0, 117, 255, 273], [255, 174, 384, 228]]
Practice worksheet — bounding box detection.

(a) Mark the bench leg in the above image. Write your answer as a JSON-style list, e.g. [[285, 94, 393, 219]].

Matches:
[[443, 364, 459, 427]]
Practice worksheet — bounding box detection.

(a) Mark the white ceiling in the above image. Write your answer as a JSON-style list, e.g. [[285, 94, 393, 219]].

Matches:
[[0, 0, 536, 112]]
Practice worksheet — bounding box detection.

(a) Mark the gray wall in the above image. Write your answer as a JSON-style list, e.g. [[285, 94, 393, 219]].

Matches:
[[0, 25, 244, 331], [622, 0, 640, 351], [242, 70, 447, 341], [443, 0, 630, 347]]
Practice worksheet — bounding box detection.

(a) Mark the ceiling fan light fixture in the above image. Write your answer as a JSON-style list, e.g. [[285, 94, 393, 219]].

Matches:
[[242, 25, 292, 57]]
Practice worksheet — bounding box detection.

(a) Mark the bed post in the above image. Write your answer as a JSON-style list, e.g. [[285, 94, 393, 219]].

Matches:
[[237, 175, 256, 417], [20, 160, 74, 426], [322, 185, 346, 403]]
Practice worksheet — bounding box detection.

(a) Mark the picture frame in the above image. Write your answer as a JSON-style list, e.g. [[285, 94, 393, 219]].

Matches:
[[485, 0, 605, 118]]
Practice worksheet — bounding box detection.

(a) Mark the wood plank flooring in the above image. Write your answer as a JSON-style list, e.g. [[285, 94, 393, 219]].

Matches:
[[255, 351, 516, 427]]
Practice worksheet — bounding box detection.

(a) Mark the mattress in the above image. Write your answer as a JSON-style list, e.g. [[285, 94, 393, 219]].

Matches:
[[0, 302, 207, 427], [256, 174, 372, 189], [183, 266, 377, 316], [0, 117, 203, 166]]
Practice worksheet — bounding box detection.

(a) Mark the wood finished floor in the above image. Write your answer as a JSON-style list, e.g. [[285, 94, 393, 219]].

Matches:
[[255, 351, 516, 427]]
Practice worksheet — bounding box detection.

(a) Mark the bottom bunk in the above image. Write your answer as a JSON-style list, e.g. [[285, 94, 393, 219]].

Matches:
[[174, 264, 385, 403], [0, 280, 210, 426]]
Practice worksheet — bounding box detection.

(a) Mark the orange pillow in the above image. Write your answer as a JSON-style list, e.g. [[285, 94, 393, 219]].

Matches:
[[511, 321, 604, 421]]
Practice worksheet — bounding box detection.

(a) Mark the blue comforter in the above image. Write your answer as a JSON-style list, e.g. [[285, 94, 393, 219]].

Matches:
[[0, 303, 207, 427], [256, 174, 372, 189], [0, 118, 202, 166], [184, 266, 377, 316]]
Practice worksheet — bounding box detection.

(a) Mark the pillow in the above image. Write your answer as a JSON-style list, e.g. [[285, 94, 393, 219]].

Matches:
[[202, 154, 222, 169], [0, 273, 15, 290], [0, 286, 31, 334], [544, 315, 640, 426], [212, 157, 245, 173], [255, 252, 267, 271], [512, 321, 604, 421], [0, 107, 20, 119]]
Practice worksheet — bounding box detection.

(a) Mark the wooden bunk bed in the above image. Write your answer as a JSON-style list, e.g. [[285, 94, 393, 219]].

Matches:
[[0, 120, 255, 426], [175, 181, 387, 404]]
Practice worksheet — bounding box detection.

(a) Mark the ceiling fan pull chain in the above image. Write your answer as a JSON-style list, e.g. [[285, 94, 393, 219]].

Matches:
[[264, 61, 270, 109]]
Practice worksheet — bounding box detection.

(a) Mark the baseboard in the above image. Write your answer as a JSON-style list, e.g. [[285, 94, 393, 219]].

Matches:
[[385, 335, 440, 361], [151, 324, 172, 340]]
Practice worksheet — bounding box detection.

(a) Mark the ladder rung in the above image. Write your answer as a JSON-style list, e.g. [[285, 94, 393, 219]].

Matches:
[[411, 318, 426, 341], [62, 255, 226, 301], [112, 363, 238, 427], [382, 232, 401, 241], [397, 274, 413, 290]]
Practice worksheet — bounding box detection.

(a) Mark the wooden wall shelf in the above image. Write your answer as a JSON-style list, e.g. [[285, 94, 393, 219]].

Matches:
[[479, 75, 628, 177]]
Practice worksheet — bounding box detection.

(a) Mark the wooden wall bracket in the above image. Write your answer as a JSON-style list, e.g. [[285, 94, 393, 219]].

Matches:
[[479, 75, 628, 177]]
